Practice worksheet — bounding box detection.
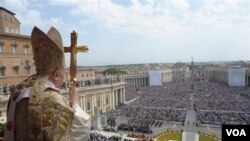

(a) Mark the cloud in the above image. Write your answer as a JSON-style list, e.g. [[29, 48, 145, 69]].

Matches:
[[1, 0, 249, 65], [2, 0, 28, 13], [69, 0, 189, 39], [67, 0, 249, 41], [2, 0, 68, 34], [170, 0, 190, 10], [48, 0, 81, 5]]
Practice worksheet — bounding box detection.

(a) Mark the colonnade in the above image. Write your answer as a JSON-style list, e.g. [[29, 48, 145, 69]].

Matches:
[[77, 87, 125, 116], [125, 77, 149, 87]]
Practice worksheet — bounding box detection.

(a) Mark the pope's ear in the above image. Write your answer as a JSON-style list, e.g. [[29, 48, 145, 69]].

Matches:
[[54, 71, 59, 77], [49, 68, 59, 80], [53, 71, 60, 80]]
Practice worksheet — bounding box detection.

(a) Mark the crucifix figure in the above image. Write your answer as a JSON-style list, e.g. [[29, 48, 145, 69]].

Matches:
[[64, 30, 89, 89]]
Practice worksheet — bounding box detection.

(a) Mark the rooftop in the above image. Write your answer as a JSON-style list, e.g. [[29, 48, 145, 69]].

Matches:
[[0, 7, 15, 15]]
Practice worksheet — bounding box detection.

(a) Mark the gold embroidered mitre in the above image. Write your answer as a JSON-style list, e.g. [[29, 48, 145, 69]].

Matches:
[[31, 26, 65, 74]]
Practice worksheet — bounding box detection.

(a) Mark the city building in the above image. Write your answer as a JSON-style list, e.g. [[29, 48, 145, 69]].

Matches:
[[0, 7, 35, 88]]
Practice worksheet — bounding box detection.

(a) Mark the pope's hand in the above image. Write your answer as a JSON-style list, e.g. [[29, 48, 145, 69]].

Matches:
[[69, 87, 79, 107]]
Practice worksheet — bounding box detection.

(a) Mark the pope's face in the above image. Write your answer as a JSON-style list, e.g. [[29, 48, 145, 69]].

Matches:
[[56, 69, 65, 88], [51, 68, 65, 88]]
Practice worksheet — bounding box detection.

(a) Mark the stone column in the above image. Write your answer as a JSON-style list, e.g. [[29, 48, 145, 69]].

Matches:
[[110, 91, 113, 109], [121, 88, 123, 103], [80, 96, 83, 109], [94, 94, 97, 108], [115, 90, 118, 107], [102, 93, 104, 112], [83, 96, 86, 111], [92, 94, 95, 115], [123, 88, 126, 103], [116, 90, 119, 106], [112, 90, 115, 109], [120, 89, 123, 104]]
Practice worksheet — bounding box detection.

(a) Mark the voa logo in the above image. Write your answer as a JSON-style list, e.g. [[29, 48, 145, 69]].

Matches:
[[226, 129, 246, 136]]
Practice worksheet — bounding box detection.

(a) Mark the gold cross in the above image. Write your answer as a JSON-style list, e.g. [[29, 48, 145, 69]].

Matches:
[[64, 30, 88, 88]]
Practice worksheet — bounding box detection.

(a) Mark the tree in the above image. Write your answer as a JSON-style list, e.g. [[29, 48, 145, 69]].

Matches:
[[103, 68, 127, 75]]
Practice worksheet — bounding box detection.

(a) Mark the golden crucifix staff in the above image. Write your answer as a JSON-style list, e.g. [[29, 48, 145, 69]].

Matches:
[[64, 30, 89, 90]]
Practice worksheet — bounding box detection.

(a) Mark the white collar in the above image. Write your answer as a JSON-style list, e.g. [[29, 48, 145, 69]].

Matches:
[[47, 80, 56, 88]]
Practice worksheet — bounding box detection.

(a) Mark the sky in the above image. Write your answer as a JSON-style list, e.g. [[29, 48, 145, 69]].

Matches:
[[1, 0, 250, 66]]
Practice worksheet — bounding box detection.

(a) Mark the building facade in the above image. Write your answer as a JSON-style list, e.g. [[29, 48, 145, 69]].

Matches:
[[122, 73, 149, 87], [172, 63, 190, 82], [64, 82, 126, 116], [0, 7, 35, 88], [203, 66, 229, 83], [203, 66, 250, 86]]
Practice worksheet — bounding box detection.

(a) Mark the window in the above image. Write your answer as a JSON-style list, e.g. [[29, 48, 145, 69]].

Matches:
[[87, 102, 91, 111], [24, 47, 28, 54], [0, 68, 5, 76], [13, 69, 18, 75], [0, 45, 3, 52], [24, 41, 29, 54], [86, 74, 88, 77], [12, 46, 17, 53], [5, 27, 9, 33], [25, 68, 30, 75], [13, 67, 19, 75]]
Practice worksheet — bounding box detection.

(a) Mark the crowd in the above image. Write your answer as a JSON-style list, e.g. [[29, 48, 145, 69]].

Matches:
[[107, 105, 187, 122], [0, 84, 15, 94], [90, 132, 121, 141], [119, 81, 250, 125], [197, 111, 250, 125], [90, 131, 135, 141], [192, 81, 250, 125], [117, 119, 161, 134]]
